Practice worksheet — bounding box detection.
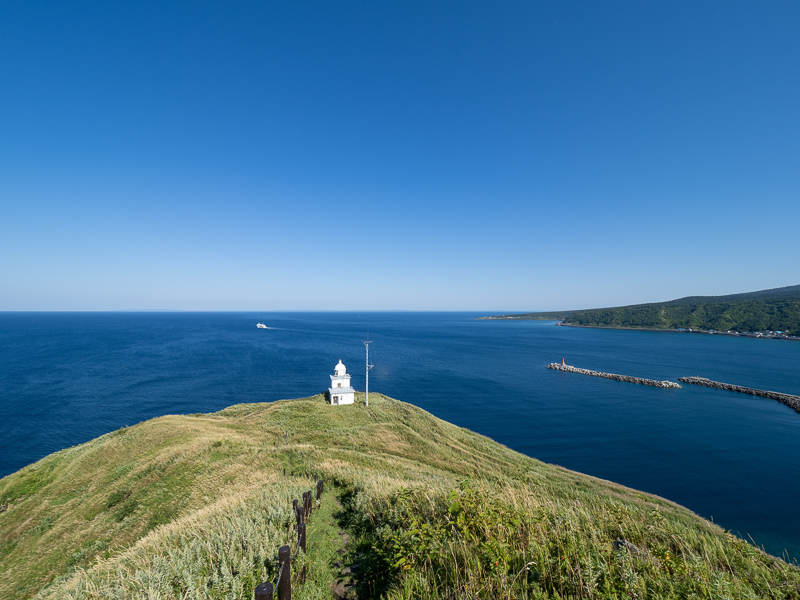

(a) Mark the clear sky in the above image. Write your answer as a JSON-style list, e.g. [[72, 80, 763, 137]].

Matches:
[[2, 1, 799, 311]]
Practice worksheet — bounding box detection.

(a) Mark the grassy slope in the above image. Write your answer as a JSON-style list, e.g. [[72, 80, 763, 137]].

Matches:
[[1, 393, 797, 599]]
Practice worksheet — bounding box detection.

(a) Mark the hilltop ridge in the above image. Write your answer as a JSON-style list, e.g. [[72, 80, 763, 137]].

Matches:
[[1, 394, 798, 599]]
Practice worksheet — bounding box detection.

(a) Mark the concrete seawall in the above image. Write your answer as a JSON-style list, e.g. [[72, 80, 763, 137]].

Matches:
[[547, 363, 681, 388], [678, 377, 800, 415]]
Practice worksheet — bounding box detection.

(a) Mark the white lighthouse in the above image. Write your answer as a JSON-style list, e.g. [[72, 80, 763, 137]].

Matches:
[[328, 360, 355, 405]]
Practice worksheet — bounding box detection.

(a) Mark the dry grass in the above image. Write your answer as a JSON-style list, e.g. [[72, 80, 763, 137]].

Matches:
[[1, 392, 796, 599]]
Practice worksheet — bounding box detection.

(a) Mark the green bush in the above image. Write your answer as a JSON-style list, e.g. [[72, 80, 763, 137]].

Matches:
[[352, 480, 800, 600], [105, 489, 131, 509], [114, 498, 139, 522]]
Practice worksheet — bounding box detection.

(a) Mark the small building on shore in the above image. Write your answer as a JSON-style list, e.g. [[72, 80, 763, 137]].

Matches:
[[328, 360, 355, 405]]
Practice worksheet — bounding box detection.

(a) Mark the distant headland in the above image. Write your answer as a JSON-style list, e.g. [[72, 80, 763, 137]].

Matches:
[[482, 284, 800, 339]]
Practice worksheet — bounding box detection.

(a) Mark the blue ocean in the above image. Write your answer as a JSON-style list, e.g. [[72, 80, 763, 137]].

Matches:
[[2, 312, 799, 561]]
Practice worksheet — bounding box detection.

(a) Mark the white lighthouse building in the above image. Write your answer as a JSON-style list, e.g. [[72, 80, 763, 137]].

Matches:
[[328, 360, 355, 405]]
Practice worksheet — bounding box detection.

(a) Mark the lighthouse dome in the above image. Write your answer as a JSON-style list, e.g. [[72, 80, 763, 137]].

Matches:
[[334, 360, 347, 375]]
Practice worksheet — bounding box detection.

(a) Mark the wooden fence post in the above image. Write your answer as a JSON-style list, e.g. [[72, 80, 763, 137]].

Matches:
[[298, 521, 307, 583], [295, 499, 303, 525], [258, 480, 329, 600], [278, 544, 291, 600], [298, 521, 306, 553], [255, 581, 274, 600]]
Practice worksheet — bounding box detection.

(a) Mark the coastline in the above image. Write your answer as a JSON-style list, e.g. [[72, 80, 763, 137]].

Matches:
[[555, 322, 800, 341], [481, 316, 800, 341]]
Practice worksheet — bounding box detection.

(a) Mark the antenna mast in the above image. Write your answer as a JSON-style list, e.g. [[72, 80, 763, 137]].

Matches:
[[364, 332, 374, 407]]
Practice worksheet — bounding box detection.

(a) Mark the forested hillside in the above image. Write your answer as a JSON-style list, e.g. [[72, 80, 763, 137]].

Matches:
[[488, 285, 800, 335]]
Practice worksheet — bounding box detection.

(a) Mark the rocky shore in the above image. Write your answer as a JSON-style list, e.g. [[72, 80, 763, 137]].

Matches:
[[678, 377, 800, 415], [547, 363, 682, 388]]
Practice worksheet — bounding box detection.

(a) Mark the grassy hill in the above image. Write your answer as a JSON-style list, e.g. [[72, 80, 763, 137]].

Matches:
[[488, 284, 800, 335], [2, 393, 798, 599]]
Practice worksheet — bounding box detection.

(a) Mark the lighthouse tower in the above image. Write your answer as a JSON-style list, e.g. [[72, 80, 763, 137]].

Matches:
[[328, 360, 355, 405]]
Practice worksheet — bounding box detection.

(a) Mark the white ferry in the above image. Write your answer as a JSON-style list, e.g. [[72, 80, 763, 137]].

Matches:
[[256, 323, 268, 329]]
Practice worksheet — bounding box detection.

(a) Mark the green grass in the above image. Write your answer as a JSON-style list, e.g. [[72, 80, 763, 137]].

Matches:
[[349, 480, 799, 599], [294, 487, 350, 600], [0, 392, 798, 599]]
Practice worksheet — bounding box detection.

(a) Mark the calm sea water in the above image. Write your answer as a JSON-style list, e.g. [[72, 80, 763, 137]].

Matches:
[[2, 312, 799, 561]]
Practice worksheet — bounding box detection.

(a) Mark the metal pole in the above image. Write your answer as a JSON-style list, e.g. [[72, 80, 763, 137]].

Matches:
[[364, 335, 373, 408]]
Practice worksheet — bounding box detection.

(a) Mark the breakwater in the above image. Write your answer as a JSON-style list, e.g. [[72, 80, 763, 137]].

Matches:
[[547, 363, 682, 388], [678, 377, 800, 415]]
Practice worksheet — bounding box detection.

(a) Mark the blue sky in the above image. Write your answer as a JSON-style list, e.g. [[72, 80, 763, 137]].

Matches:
[[2, 1, 799, 311]]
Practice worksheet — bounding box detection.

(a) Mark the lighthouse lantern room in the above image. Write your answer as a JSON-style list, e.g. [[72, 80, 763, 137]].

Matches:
[[328, 360, 355, 405]]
